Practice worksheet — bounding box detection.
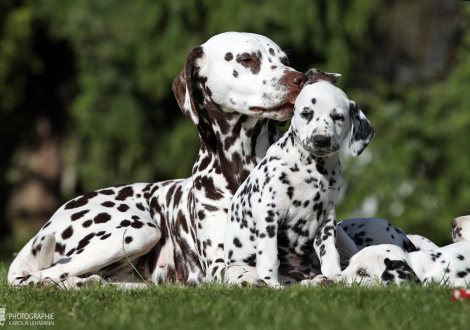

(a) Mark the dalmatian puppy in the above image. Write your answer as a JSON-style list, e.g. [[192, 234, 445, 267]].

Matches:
[[452, 215, 470, 242], [338, 217, 417, 252], [9, 32, 314, 288], [406, 234, 439, 251], [224, 80, 375, 288], [328, 241, 470, 287]]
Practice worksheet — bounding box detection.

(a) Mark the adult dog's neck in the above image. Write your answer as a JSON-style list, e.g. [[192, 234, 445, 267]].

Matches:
[[194, 106, 279, 195]]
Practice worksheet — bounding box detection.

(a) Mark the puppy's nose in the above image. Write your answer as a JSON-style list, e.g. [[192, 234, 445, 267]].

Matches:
[[289, 72, 308, 89], [313, 135, 331, 148]]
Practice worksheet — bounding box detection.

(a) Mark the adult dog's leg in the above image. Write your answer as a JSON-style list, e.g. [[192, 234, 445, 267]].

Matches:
[[224, 265, 263, 286], [9, 183, 163, 287]]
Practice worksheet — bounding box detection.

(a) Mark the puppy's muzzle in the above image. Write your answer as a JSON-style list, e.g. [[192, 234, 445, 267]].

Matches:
[[305, 134, 340, 157], [313, 135, 331, 148]]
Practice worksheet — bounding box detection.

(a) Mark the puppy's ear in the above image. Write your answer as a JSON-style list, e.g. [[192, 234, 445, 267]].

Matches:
[[348, 101, 374, 157], [172, 46, 207, 125], [384, 258, 391, 267], [381, 258, 421, 286], [306, 68, 341, 84]]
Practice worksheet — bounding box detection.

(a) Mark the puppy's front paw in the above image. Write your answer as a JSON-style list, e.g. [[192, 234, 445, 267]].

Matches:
[[269, 282, 284, 289], [300, 275, 327, 286]]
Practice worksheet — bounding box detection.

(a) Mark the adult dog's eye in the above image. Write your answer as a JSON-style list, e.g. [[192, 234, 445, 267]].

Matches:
[[280, 56, 290, 66], [333, 114, 344, 122]]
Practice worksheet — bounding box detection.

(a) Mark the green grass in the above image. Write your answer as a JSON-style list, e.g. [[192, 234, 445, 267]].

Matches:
[[1, 263, 469, 330]]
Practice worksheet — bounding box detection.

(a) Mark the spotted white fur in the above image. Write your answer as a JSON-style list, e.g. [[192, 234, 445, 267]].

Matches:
[[338, 217, 417, 252], [328, 242, 470, 287], [407, 234, 439, 251], [452, 215, 470, 243]]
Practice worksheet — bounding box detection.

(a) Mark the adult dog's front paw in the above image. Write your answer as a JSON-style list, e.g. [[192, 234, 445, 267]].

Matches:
[[237, 272, 265, 287]]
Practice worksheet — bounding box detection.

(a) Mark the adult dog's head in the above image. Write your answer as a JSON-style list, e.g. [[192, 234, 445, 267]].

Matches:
[[172, 32, 334, 126]]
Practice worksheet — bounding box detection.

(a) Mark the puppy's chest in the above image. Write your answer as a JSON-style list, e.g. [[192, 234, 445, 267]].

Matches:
[[286, 164, 342, 207], [276, 164, 341, 257], [277, 211, 319, 256]]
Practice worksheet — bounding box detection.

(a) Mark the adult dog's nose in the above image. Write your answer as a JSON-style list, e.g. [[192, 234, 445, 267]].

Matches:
[[313, 135, 331, 148], [289, 72, 308, 89]]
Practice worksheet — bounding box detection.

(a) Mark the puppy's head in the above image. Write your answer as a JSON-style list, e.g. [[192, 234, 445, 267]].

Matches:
[[327, 244, 420, 286], [291, 82, 374, 157], [451, 215, 470, 243], [380, 257, 421, 285]]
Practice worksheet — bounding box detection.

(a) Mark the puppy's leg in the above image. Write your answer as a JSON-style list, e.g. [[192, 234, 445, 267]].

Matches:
[[315, 215, 341, 277], [256, 222, 282, 288]]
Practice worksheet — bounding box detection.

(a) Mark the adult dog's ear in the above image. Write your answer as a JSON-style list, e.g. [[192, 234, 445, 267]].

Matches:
[[306, 68, 341, 84], [172, 46, 207, 125], [349, 101, 375, 157]]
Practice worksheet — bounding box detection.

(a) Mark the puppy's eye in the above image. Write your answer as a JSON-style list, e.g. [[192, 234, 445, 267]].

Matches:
[[241, 57, 253, 63], [300, 111, 312, 120], [333, 114, 344, 122], [357, 268, 369, 277]]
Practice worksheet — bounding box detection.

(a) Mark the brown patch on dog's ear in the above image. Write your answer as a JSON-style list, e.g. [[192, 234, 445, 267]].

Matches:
[[172, 46, 206, 125], [305, 68, 341, 84]]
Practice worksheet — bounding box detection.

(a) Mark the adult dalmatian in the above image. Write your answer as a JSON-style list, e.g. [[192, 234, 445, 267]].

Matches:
[[8, 32, 339, 288]]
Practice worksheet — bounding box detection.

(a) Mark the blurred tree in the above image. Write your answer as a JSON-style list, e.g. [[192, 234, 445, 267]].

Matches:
[[0, 0, 75, 249], [0, 0, 468, 253], [338, 1, 468, 245], [0, 0, 42, 247]]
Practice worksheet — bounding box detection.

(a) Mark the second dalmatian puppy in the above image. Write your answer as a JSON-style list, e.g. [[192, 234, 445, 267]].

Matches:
[[224, 78, 375, 287]]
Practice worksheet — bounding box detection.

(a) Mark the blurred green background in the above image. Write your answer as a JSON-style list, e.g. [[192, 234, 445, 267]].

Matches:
[[0, 0, 469, 263]]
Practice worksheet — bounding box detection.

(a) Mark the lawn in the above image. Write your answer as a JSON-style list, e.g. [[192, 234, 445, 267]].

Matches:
[[0, 262, 469, 330]]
